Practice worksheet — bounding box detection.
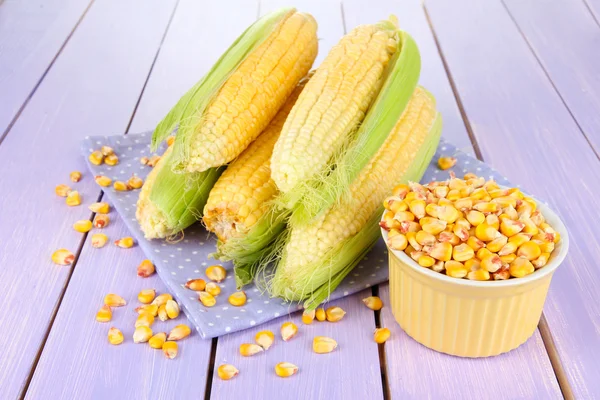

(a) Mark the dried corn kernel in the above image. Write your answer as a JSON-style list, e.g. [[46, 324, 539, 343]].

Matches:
[[452, 224, 469, 242], [500, 219, 525, 237], [533, 253, 550, 269], [114, 237, 134, 248], [421, 218, 447, 235], [95, 175, 112, 187], [315, 308, 326, 322], [313, 336, 337, 354], [162, 341, 178, 359], [437, 205, 460, 223], [439, 231, 460, 245], [205, 282, 221, 297], [165, 300, 180, 319], [510, 232, 534, 246], [466, 236, 484, 252], [465, 259, 481, 271], [454, 198, 473, 211], [108, 327, 124, 345], [113, 181, 131, 191], [206, 265, 226, 282], [240, 343, 264, 357], [498, 242, 518, 256], [281, 322, 298, 341], [100, 146, 114, 156], [467, 269, 490, 281], [517, 241, 541, 261], [302, 309, 315, 325], [93, 214, 109, 229], [147, 155, 161, 167], [185, 278, 206, 291], [486, 235, 508, 253], [91, 233, 108, 249], [137, 260, 155, 277], [96, 305, 112, 322], [374, 328, 391, 344], [69, 171, 82, 182], [275, 362, 298, 378], [105, 154, 119, 166], [510, 257, 534, 278], [89, 151, 104, 165], [416, 230, 436, 246], [500, 254, 517, 264], [140, 156, 149, 165], [325, 306, 346, 322], [89, 202, 110, 213], [255, 330, 275, 350], [476, 223, 501, 242], [66, 190, 81, 206], [452, 243, 474, 262], [418, 255, 435, 268], [388, 233, 408, 251], [199, 291, 216, 307], [392, 184, 410, 199], [127, 175, 143, 189], [362, 296, 383, 311], [52, 248, 75, 265], [406, 232, 421, 251], [466, 210, 485, 226], [408, 200, 426, 219], [168, 324, 191, 341], [135, 313, 155, 328], [136, 304, 159, 317], [445, 260, 468, 278], [55, 184, 71, 197], [218, 364, 239, 380], [228, 291, 247, 307], [430, 242, 452, 262], [133, 326, 153, 343], [438, 156, 457, 170], [151, 293, 173, 306], [104, 293, 126, 307], [149, 332, 166, 349], [158, 304, 168, 321], [481, 254, 502, 273]]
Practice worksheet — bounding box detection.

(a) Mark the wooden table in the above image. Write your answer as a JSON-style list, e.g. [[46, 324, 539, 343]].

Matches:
[[1, 0, 598, 398]]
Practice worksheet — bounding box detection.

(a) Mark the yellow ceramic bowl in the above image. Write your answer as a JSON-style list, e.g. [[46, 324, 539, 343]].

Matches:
[[382, 193, 569, 357]]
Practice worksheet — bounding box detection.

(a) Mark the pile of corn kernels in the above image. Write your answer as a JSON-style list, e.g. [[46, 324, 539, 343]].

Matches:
[[381, 172, 560, 280]]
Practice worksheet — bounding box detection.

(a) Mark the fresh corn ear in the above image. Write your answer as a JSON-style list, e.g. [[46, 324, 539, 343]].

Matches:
[[270, 87, 441, 308], [271, 18, 402, 195], [152, 8, 318, 174], [286, 29, 421, 221], [136, 146, 223, 239]]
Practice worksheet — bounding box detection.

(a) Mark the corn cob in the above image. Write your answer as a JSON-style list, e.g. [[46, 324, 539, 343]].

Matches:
[[270, 18, 400, 195], [152, 8, 318, 173], [136, 146, 223, 239], [270, 87, 441, 308]]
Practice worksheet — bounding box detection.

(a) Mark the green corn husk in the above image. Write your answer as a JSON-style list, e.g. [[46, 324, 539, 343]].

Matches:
[[283, 31, 421, 225], [136, 146, 224, 239]]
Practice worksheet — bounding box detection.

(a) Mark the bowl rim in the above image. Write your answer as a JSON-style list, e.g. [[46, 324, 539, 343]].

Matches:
[[381, 186, 570, 288]]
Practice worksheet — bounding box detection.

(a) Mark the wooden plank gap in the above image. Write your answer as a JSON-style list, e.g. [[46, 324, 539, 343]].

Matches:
[[371, 285, 390, 400], [499, 0, 600, 164], [582, 0, 600, 27], [18, 190, 103, 400], [124, 0, 182, 134], [0, 0, 96, 148], [538, 314, 575, 400], [203, 337, 219, 400]]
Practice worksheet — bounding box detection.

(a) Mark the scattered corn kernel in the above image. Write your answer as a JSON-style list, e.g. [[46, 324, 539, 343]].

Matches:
[[362, 296, 383, 311], [166, 299, 180, 319], [135, 313, 155, 328], [113, 181, 131, 191], [281, 322, 298, 341], [205, 282, 221, 297], [198, 291, 216, 307], [55, 184, 71, 197], [185, 278, 206, 291], [158, 304, 168, 321], [313, 336, 337, 354], [152, 293, 173, 307], [149, 332, 166, 349], [66, 190, 81, 206], [133, 326, 153, 343], [162, 341, 178, 359], [325, 306, 346, 322], [302, 309, 315, 325], [140, 156, 149, 165], [240, 343, 264, 357], [91, 233, 108, 248], [228, 291, 247, 307], [218, 364, 239, 380], [89, 150, 104, 165], [100, 146, 114, 156], [315, 308, 326, 322], [52, 249, 75, 265], [274, 362, 298, 378], [206, 265, 226, 282], [114, 237, 134, 248], [104, 153, 119, 166], [96, 305, 112, 322], [127, 175, 143, 189], [104, 293, 126, 307], [374, 328, 391, 344], [95, 175, 112, 187], [438, 156, 457, 170], [108, 327, 124, 345], [69, 171, 82, 182], [138, 289, 156, 304], [137, 259, 155, 277], [136, 304, 159, 316], [255, 330, 275, 350], [167, 324, 191, 341], [147, 155, 161, 167], [93, 214, 109, 229], [89, 202, 110, 213]]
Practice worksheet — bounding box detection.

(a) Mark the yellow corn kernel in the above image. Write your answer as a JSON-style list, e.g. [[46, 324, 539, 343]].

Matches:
[[454, 198, 473, 212], [517, 241, 542, 261], [362, 296, 383, 311], [475, 222, 500, 242], [433, 186, 449, 199], [418, 255, 435, 268], [218, 364, 239, 380], [408, 200, 426, 219], [492, 267, 511, 280], [274, 362, 298, 378], [481, 254, 502, 273], [127, 175, 143, 189], [89, 150, 104, 165], [90, 233, 108, 249], [406, 189, 426, 203], [517, 201, 534, 218], [445, 260, 468, 278], [509, 232, 532, 246], [446, 189, 461, 201], [406, 232, 422, 251], [416, 230, 436, 246], [104, 293, 126, 307], [166, 136, 175, 147], [69, 171, 82, 182], [71, 220, 91, 234], [410, 251, 425, 262], [315, 308, 326, 322], [438, 198, 454, 207], [538, 241, 555, 253], [133, 326, 153, 343], [553, 231, 561, 244], [438, 231, 460, 246], [162, 341, 178, 359], [166, 299, 180, 319], [65, 190, 81, 206], [89, 202, 110, 213], [93, 214, 109, 229], [486, 235, 508, 253], [452, 243, 474, 262], [510, 257, 534, 278], [476, 248, 493, 261], [401, 221, 422, 234], [425, 204, 439, 219], [281, 322, 298, 341], [205, 282, 221, 297], [466, 236, 484, 251], [467, 269, 491, 281], [136, 304, 159, 317], [228, 291, 247, 307], [500, 219, 525, 237], [95, 175, 112, 187], [452, 223, 469, 242], [533, 253, 550, 269], [373, 328, 391, 344], [105, 154, 119, 166], [300, 309, 316, 325], [96, 305, 112, 322], [113, 181, 131, 191], [140, 156, 149, 165], [255, 330, 275, 350], [437, 205, 460, 223], [465, 258, 481, 271], [240, 343, 264, 357], [185, 278, 206, 291], [326, 306, 346, 322], [500, 254, 517, 264], [437, 156, 457, 170], [504, 205, 519, 220], [198, 291, 216, 307], [108, 327, 124, 345], [521, 217, 539, 235], [206, 265, 226, 282], [100, 146, 114, 156], [388, 233, 408, 251], [149, 332, 167, 349], [463, 172, 478, 180], [380, 214, 401, 231], [486, 214, 500, 229], [395, 211, 415, 223], [430, 241, 452, 262], [387, 229, 401, 239], [137, 259, 155, 278], [421, 218, 447, 235], [168, 324, 191, 341], [466, 210, 485, 226], [431, 260, 444, 273], [147, 155, 161, 167], [151, 293, 173, 307], [137, 289, 156, 304], [384, 197, 407, 213], [114, 237, 134, 248], [313, 336, 338, 354], [392, 184, 410, 199], [158, 304, 168, 322], [498, 242, 518, 256], [55, 184, 71, 197], [135, 313, 155, 328]]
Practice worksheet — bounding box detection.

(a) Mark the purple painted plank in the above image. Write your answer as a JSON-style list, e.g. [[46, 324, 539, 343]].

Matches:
[[584, 0, 600, 22], [343, 0, 472, 154], [0, 0, 177, 398], [0, 0, 91, 135], [426, 0, 600, 397], [504, 0, 600, 155], [210, 290, 383, 400], [343, 1, 561, 398]]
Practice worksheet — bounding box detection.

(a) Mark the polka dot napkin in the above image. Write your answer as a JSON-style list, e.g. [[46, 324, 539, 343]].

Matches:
[[82, 132, 512, 339]]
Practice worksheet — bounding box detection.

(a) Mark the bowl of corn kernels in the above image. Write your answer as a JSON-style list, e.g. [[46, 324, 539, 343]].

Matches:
[[380, 173, 569, 357]]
